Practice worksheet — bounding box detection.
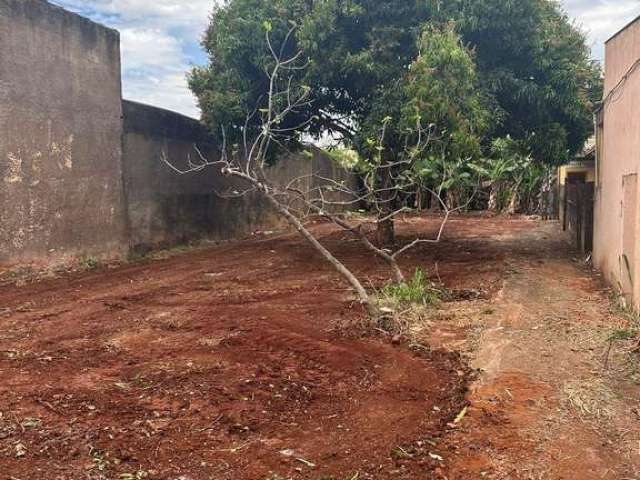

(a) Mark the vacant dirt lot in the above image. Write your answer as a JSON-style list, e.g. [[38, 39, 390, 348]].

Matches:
[[1, 216, 638, 479]]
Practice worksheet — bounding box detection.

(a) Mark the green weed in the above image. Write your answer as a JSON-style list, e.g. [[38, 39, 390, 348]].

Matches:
[[78, 256, 100, 271], [608, 329, 639, 342], [381, 269, 442, 306]]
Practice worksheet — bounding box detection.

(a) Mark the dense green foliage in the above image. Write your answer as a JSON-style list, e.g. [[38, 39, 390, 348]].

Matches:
[[190, 0, 601, 167], [435, 0, 602, 164], [404, 25, 488, 202], [471, 136, 548, 213], [355, 25, 488, 184], [190, 0, 439, 146], [381, 268, 442, 306]]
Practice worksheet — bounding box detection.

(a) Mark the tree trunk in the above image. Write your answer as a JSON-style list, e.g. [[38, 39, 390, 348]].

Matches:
[[300, 202, 405, 285], [415, 188, 424, 212], [429, 191, 440, 211], [506, 189, 519, 215], [446, 190, 457, 211], [261, 187, 379, 318], [488, 183, 500, 213], [377, 217, 395, 247], [376, 155, 396, 247]]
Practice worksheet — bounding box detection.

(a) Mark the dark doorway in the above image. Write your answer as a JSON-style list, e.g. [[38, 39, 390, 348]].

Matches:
[[566, 172, 587, 184]]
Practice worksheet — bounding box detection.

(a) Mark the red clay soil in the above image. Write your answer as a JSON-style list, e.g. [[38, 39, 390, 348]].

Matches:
[[0, 216, 533, 480]]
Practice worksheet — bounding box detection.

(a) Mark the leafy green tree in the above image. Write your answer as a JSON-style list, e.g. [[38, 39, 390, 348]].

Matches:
[[471, 137, 527, 212], [190, 0, 484, 244], [336, 24, 488, 242], [402, 24, 488, 211], [434, 0, 602, 164], [189, 0, 600, 241], [471, 136, 548, 214], [189, 0, 439, 145]]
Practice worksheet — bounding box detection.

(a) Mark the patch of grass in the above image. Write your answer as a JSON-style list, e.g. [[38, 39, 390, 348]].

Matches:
[[0, 266, 36, 286], [609, 290, 640, 325], [608, 328, 639, 342], [374, 269, 447, 336], [89, 446, 110, 472], [78, 256, 100, 271], [127, 250, 149, 263], [381, 269, 443, 306], [148, 243, 198, 261], [604, 292, 640, 380]]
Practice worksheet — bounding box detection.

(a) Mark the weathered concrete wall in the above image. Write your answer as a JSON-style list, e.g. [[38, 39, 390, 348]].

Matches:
[[122, 100, 358, 252], [122, 100, 276, 252], [0, 0, 127, 265], [0, 1, 359, 266], [594, 16, 640, 307]]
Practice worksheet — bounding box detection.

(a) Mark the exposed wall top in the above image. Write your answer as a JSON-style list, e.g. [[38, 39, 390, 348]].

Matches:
[[606, 14, 640, 44], [1, 0, 119, 41], [604, 14, 640, 95], [122, 100, 210, 144]]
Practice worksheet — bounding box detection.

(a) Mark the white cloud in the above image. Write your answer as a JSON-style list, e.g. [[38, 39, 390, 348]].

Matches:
[[54, 0, 212, 38], [117, 27, 200, 117], [119, 28, 184, 71], [51, 0, 214, 118], [124, 71, 200, 117], [562, 0, 640, 61]]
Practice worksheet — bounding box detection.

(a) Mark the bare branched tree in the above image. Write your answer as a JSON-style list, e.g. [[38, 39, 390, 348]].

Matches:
[[162, 27, 380, 317], [287, 117, 476, 284], [162, 29, 470, 318]]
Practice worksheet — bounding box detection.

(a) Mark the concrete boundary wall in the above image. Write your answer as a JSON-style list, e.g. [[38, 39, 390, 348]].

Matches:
[[122, 100, 358, 253], [0, 0, 127, 265], [122, 100, 275, 253], [0, 1, 358, 266]]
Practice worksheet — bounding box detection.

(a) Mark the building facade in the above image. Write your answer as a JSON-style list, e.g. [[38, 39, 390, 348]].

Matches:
[[593, 16, 640, 307]]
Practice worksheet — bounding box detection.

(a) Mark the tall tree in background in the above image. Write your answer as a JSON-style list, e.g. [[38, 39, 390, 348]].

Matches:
[[189, 0, 602, 242], [435, 0, 603, 164], [189, 0, 443, 244], [354, 24, 489, 243], [189, 0, 438, 144]]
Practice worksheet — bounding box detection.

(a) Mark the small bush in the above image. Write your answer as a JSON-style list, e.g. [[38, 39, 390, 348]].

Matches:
[[381, 269, 442, 306]]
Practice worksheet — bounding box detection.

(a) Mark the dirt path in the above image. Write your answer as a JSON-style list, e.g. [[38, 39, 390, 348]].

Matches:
[[434, 223, 640, 479], [1, 217, 639, 479]]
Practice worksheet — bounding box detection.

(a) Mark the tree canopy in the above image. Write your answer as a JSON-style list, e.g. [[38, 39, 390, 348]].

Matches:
[[435, 0, 602, 163], [189, 0, 438, 146], [190, 0, 601, 166]]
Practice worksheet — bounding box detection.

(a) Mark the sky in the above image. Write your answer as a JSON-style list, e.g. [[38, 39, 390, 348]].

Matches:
[[51, 0, 640, 119]]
